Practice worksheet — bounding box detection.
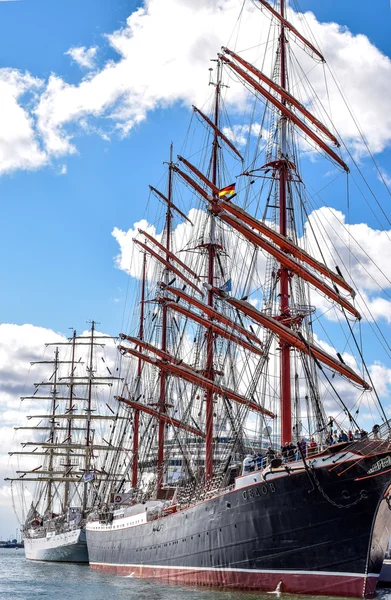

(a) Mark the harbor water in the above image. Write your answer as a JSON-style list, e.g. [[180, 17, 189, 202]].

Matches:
[[1, 548, 391, 600]]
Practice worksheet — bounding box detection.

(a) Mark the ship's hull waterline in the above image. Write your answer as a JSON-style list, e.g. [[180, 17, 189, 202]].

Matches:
[[24, 527, 88, 562], [87, 453, 391, 598]]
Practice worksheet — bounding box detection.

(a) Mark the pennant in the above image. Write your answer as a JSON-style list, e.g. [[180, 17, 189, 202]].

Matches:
[[82, 471, 95, 482]]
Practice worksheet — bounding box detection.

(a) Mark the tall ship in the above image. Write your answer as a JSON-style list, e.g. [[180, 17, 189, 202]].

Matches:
[[86, 1, 391, 596], [6, 322, 124, 562]]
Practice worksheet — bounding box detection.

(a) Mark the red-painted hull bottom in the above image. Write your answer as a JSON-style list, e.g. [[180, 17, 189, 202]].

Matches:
[[89, 563, 378, 598]]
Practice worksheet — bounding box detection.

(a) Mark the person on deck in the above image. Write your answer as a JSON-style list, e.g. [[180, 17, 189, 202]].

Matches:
[[339, 431, 348, 443], [308, 438, 318, 456], [242, 455, 255, 474], [297, 438, 307, 458], [287, 442, 296, 462], [372, 424, 380, 439], [256, 453, 264, 470], [266, 446, 276, 464], [281, 442, 289, 463]]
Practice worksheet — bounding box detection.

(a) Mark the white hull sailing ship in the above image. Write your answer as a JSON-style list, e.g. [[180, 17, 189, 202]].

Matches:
[[23, 527, 87, 563], [7, 322, 124, 562]]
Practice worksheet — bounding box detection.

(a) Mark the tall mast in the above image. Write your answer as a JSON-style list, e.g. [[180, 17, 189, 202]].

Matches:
[[132, 252, 147, 489], [279, 0, 292, 445], [205, 60, 221, 480], [46, 347, 59, 514], [157, 144, 173, 490], [63, 330, 77, 510], [83, 320, 95, 513]]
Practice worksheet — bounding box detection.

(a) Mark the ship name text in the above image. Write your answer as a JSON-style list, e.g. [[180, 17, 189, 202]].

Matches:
[[242, 482, 276, 500], [368, 455, 391, 475]]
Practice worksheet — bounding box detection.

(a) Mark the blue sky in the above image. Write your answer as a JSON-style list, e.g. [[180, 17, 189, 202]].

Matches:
[[0, 0, 391, 538], [0, 0, 146, 335], [0, 0, 388, 336], [299, 0, 391, 56]]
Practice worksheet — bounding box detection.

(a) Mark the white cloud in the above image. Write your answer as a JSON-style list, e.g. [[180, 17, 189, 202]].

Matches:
[[222, 122, 268, 147], [286, 10, 391, 156], [111, 207, 391, 427], [114, 200, 391, 327], [369, 362, 391, 398], [112, 218, 161, 279], [0, 69, 46, 174], [112, 206, 268, 300], [377, 167, 391, 188], [65, 46, 98, 70], [0, 2, 390, 174], [300, 206, 391, 322], [30, 0, 391, 161], [0, 324, 64, 537]]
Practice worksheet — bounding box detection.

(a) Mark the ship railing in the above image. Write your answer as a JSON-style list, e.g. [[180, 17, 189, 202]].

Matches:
[[347, 435, 391, 456], [248, 444, 333, 472], [62, 522, 80, 532], [97, 511, 113, 524], [28, 527, 46, 539], [175, 471, 230, 508]]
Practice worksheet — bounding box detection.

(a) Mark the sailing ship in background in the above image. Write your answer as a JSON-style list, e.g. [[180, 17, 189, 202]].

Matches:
[[85, 0, 391, 596], [6, 322, 124, 562]]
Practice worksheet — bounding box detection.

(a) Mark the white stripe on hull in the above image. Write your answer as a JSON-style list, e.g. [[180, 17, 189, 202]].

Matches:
[[89, 561, 378, 578]]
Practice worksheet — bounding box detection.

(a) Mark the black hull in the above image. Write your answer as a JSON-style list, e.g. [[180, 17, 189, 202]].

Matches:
[[87, 453, 391, 597]]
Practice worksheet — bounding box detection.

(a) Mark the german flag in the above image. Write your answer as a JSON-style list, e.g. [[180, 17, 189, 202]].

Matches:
[[218, 183, 236, 198]]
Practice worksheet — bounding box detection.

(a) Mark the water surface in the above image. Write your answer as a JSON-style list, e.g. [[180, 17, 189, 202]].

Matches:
[[1, 549, 391, 600]]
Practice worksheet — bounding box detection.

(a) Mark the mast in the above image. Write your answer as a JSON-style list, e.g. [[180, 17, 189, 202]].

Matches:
[[46, 347, 59, 514], [157, 144, 173, 490], [63, 330, 76, 510], [8, 328, 123, 517], [205, 60, 221, 480], [278, 0, 292, 445], [132, 252, 146, 489], [83, 320, 95, 513]]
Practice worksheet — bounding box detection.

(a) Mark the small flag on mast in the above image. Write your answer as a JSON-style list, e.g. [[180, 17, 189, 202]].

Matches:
[[218, 183, 236, 198], [220, 279, 232, 293]]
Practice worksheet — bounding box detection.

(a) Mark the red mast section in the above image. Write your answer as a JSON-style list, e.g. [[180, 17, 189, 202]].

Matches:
[[204, 61, 221, 481], [157, 144, 173, 490], [132, 252, 146, 489], [279, 0, 292, 446]]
